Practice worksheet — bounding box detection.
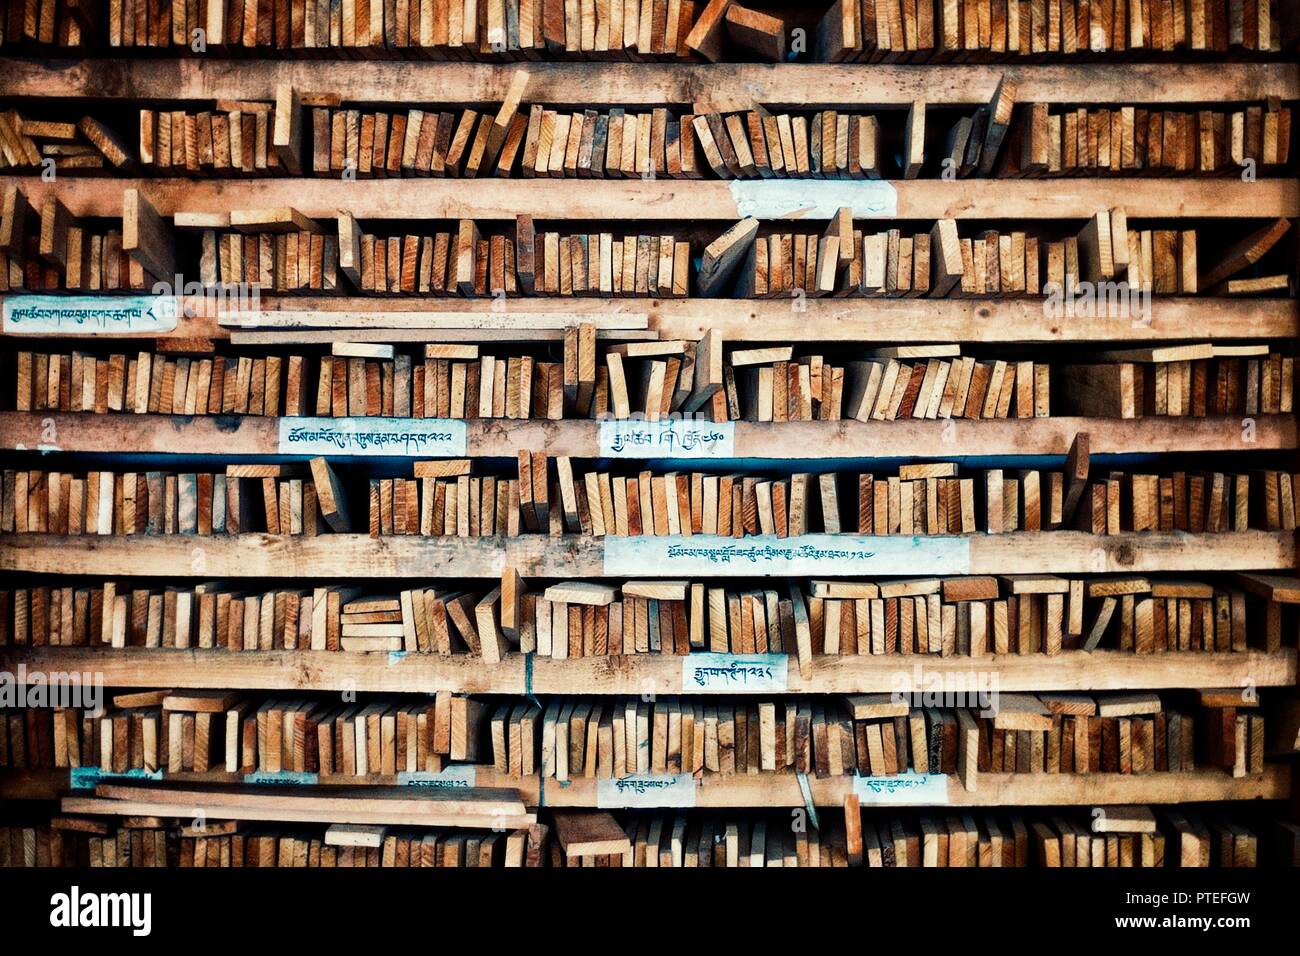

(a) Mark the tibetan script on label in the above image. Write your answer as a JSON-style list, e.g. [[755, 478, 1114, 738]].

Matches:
[[596, 774, 698, 808], [277, 417, 467, 456], [243, 770, 319, 786], [681, 653, 788, 692], [397, 766, 478, 788], [598, 419, 735, 458], [605, 534, 972, 577], [70, 767, 163, 790], [852, 772, 951, 805], [3, 294, 179, 335]]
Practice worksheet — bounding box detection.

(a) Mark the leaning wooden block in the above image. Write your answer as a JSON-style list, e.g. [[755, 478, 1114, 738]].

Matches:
[[542, 581, 617, 605], [991, 695, 1053, 732], [122, 188, 174, 281], [552, 811, 632, 857], [1096, 693, 1162, 718], [162, 690, 239, 713], [309, 457, 350, 533], [842, 694, 909, 720]]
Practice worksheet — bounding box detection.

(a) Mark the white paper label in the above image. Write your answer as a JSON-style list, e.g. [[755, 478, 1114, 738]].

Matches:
[[397, 766, 478, 788], [852, 772, 951, 805], [3, 294, 179, 335], [681, 653, 788, 692], [277, 417, 467, 456], [598, 419, 735, 458], [596, 774, 698, 808], [730, 180, 898, 219], [604, 534, 972, 577]]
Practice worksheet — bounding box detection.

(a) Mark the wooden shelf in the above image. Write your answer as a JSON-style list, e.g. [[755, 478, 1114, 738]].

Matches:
[[4, 296, 1291, 345], [2, 531, 1289, 578], [3, 413, 1290, 460], [1, 766, 1288, 809], [5, 59, 1296, 108], [3, 647, 1292, 695], [5, 176, 1294, 222]]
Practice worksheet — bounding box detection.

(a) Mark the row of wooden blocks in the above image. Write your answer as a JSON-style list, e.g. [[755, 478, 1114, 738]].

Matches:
[[2, 456, 1289, 538], [506, 457, 1287, 538], [5, 183, 1288, 300], [4, 569, 1289, 656], [8, 688, 482, 774], [506, 691, 1240, 783], [140, 104, 291, 175], [310, 102, 890, 180], [101, 0, 725, 59], [1060, 345, 1293, 418], [1, 227, 157, 293], [0, 464, 345, 535], [5, 808, 1291, 868], [26, 92, 1295, 184], [13, 341, 1295, 421], [0, 187, 170, 293], [2, 453, 1293, 539], [520, 574, 1267, 659], [1006, 101, 1291, 177], [8, 341, 1068, 424], [336, 223, 693, 298], [0, 582, 483, 653], [817, 0, 1283, 60], [0, 689, 1259, 782], [6, 0, 1284, 59]]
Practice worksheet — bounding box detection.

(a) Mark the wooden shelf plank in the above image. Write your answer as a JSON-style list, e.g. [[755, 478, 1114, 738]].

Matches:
[[1, 531, 1292, 578], [2, 413, 1290, 459], [5, 176, 1294, 221], [505, 767, 1292, 808], [5, 296, 1291, 345], [3, 648, 1290, 695], [1, 766, 1287, 808], [5, 60, 1295, 108], [528, 650, 1297, 695]]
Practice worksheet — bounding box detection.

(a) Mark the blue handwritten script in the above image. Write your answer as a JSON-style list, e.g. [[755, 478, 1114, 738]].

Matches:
[[3, 294, 179, 334], [681, 653, 788, 692], [852, 772, 951, 804], [599, 420, 735, 458], [70, 767, 163, 789], [397, 766, 477, 788], [243, 770, 319, 786], [277, 417, 467, 456]]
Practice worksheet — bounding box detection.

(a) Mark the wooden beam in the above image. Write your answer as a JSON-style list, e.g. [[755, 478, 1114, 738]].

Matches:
[[1, 647, 1292, 696], [1, 531, 1291, 578], [6, 296, 1284, 345], [6, 765, 1290, 807], [9, 177, 1292, 221], [8, 60, 1295, 108], [0, 413, 1291, 459]]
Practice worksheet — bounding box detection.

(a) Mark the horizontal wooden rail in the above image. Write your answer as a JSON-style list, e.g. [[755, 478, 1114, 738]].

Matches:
[[2, 648, 1291, 695], [0, 766, 1287, 808], [4, 176, 1294, 221], [4, 60, 1296, 108], [5, 296, 1292, 345], [0, 413, 1291, 459], [0, 531, 1292, 578]]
